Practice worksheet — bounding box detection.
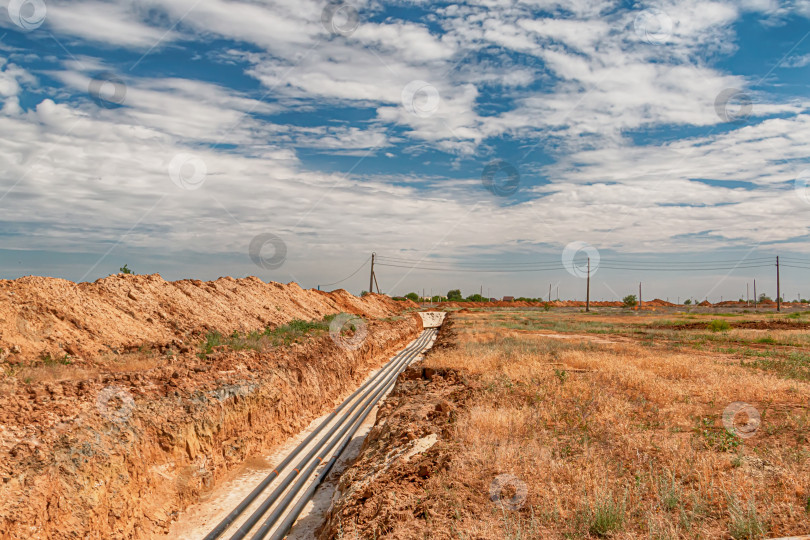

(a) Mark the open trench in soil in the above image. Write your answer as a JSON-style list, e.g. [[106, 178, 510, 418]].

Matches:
[[0, 275, 421, 539]]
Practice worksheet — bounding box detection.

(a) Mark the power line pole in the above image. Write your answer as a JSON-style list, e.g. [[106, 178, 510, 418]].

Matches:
[[548, 284, 551, 303], [747, 282, 749, 306], [754, 279, 757, 309], [639, 282, 642, 309], [369, 252, 375, 294], [776, 256, 781, 312], [586, 258, 590, 312]]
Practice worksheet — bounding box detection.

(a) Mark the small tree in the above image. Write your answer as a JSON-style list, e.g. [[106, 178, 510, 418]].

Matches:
[[405, 292, 419, 302], [447, 289, 463, 301], [684, 299, 692, 305], [623, 294, 638, 308], [466, 293, 485, 302], [120, 264, 133, 275]]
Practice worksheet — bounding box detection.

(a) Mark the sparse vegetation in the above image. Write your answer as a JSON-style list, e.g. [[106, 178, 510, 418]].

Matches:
[[196, 314, 348, 359], [623, 294, 637, 308], [708, 319, 731, 332], [119, 264, 133, 274], [381, 309, 810, 538]]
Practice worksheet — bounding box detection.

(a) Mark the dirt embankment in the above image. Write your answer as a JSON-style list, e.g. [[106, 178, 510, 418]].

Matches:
[[0, 274, 402, 364], [427, 298, 679, 309], [0, 275, 420, 539], [317, 316, 468, 539]]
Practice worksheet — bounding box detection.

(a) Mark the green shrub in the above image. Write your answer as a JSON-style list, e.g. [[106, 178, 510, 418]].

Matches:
[[587, 492, 626, 536], [623, 295, 637, 308], [708, 320, 731, 332]]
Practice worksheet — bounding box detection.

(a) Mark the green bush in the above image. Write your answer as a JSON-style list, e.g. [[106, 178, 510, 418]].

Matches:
[[405, 292, 419, 302], [708, 320, 731, 332], [622, 295, 637, 308]]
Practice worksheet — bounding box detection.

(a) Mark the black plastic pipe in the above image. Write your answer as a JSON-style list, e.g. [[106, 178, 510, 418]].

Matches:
[[221, 329, 435, 539], [203, 330, 430, 540], [248, 331, 431, 539]]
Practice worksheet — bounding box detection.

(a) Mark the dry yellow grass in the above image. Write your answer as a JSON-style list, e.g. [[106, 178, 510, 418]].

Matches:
[[419, 311, 810, 539]]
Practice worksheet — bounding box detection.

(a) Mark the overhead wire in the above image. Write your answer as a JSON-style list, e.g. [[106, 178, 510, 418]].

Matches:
[[318, 255, 372, 287]]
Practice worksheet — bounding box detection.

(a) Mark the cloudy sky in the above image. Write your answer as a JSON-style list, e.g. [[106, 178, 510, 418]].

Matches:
[[1, 0, 810, 301]]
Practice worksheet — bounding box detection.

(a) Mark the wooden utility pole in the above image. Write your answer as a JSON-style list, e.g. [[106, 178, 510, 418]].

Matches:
[[369, 253, 375, 293], [639, 282, 642, 309], [754, 279, 757, 309], [747, 283, 749, 306], [776, 256, 781, 312], [586, 258, 590, 312], [548, 284, 551, 303]]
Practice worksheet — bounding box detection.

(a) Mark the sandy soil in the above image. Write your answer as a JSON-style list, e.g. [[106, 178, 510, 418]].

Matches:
[[0, 275, 420, 539], [166, 330, 439, 539], [0, 274, 406, 364]]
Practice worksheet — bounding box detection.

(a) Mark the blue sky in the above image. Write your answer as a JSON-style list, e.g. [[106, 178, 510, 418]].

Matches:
[[1, 0, 810, 301]]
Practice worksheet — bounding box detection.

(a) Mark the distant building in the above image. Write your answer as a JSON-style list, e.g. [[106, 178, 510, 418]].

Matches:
[[490, 298, 497, 302], [502, 296, 515, 302]]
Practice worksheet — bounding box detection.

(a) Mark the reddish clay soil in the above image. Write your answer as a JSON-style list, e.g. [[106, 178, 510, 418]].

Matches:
[[0, 274, 408, 365], [0, 275, 420, 539], [427, 298, 678, 309], [657, 320, 810, 330], [317, 318, 467, 539]]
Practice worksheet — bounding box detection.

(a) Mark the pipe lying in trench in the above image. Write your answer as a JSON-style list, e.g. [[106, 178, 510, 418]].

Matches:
[[232, 329, 436, 539], [203, 328, 437, 540], [262, 326, 435, 540], [249, 333, 426, 540]]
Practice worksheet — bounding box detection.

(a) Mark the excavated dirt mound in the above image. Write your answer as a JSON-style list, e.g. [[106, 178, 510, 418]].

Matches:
[[427, 299, 679, 309], [0, 275, 420, 539], [0, 274, 402, 364]]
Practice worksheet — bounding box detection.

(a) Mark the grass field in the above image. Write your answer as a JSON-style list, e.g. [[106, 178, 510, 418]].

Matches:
[[418, 308, 810, 539]]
